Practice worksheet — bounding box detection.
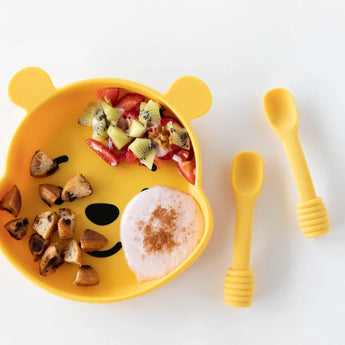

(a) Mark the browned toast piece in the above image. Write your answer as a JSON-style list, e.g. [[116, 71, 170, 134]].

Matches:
[[57, 208, 76, 239], [4, 217, 28, 240], [80, 229, 107, 252], [30, 150, 58, 177], [63, 239, 82, 265], [0, 185, 21, 217], [61, 174, 93, 202], [73, 265, 99, 286], [29, 233, 50, 261], [39, 242, 64, 276], [32, 211, 59, 239], [39, 184, 62, 207]]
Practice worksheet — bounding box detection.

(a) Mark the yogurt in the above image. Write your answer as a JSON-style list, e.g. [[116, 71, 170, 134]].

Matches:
[[120, 186, 204, 281]]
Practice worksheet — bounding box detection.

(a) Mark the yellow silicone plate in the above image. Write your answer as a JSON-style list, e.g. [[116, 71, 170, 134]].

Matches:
[[0, 67, 213, 303]]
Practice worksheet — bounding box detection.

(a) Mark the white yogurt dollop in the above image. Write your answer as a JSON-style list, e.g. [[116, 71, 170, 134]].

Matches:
[[120, 186, 204, 281]]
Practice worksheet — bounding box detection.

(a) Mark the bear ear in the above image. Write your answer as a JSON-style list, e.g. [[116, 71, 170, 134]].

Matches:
[[8, 67, 56, 113], [163, 76, 212, 123]]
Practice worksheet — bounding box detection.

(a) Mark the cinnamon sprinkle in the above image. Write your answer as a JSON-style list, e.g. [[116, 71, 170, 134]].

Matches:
[[138, 205, 180, 254]]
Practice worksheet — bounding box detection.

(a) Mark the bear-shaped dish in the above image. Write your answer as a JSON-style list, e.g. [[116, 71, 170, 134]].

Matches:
[[0, 67, 213, 302]]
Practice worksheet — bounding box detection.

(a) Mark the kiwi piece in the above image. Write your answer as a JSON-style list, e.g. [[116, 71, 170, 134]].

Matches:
[[166, 121, 190, 150], [128, 120, 147, 138], [129, 138, 156, 169], [78, 102, 97, 126], [139, 100, 161, 127], [91, 103, 108, 140], [99, 100, 121, 123], [107, 124, 132, 150]]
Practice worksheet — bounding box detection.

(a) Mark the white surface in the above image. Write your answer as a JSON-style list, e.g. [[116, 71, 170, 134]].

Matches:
[[0, 0, 344, 344]]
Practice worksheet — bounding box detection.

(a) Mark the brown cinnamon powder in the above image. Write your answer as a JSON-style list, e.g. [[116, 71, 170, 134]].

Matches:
[[139, 205, 180, 254]]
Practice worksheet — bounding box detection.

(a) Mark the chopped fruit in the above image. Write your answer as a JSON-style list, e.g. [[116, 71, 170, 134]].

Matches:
[[78, 101, 97, 126], [92, 104, 108, 140], [173, 149, 190, 162], [139, 100, 161, 127], [107, 124, 132, 150], [125, 103, 140, 123], [78, 89, 196, 183], [128, 120, 147, 138], [4, 217, 28, 240], [176, 160, 196, 185], [30, 150, 59, 178], [97, 87, 119, 106], [86, 139, 119, 167], [154, 157, 164, 169], [166, 121, 190, 150], [99, 100, 121, 123], [0, 185, 21, 217], [115, 93, 145, 111], [119, 148, 137, 164], [61, 174, 93, 201], [160, 116, 179, 127], [129, 138, 156, 169]]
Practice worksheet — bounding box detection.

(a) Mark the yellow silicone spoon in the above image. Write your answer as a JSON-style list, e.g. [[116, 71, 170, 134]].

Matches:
[[263, 88, 329, 238], [224, 152, 264, 308]]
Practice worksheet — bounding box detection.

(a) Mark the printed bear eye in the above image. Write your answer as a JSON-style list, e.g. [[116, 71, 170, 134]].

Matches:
[[85, 203, 120, 226]]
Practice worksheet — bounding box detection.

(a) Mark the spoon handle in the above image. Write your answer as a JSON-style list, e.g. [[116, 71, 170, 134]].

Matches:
[[232, 200, 255, 270], [224, 200, 255, 307], [282, 133, 329, 237], [282, 132, 316, 201]]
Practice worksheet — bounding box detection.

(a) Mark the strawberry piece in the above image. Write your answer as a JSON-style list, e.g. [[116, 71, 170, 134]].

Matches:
[[97, 88, 119, 106], [119, 148, 137, 164], [125, 104, 140, 123], [115, 93, 145, 111], [176, 159, 196, 184], [154, 158, 164, 169], [173, 149, 190, 162], [86, 139, 119, 167]]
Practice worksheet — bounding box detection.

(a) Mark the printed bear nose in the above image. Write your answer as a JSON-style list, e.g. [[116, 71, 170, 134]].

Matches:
[[85, 203, 120, 226]]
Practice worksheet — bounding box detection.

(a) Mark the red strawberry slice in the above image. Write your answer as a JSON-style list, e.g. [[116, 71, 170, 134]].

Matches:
[[115, 93, 145, 111], [97, 88, 119, 106], [161, 117, 181, 127], [176, 159, 196, 185], [119, 148, 137, 164], [173, 149, 190, 162], [154, 158, 164, 169], [125, 104, 140, 123]]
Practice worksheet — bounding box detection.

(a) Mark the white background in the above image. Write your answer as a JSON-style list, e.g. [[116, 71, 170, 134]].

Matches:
[[0, 0, 344, 344]]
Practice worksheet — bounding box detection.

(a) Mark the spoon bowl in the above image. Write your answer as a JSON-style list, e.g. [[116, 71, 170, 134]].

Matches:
[[232, 152, 264, 199], [263, 88, 298, 135]]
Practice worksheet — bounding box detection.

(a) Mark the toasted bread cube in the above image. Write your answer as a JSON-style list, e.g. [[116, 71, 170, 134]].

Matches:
[[39, 184, 62, 207], [73, 265, 99, 286], [0, 185, 21, 217], [30, 150, 58, 177], [32, 211, 58, 239], [63, 239, 82, 266], [4, 217, 28, 240], [80, 229, 107, 252], [39, 242, 64, 276], [29, 233, 50, 261], [57, 208, 76, 240], [61, 174, 93, 202]]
